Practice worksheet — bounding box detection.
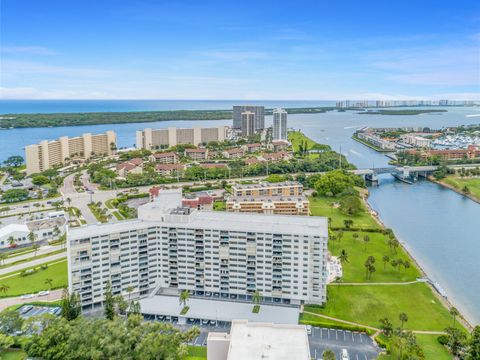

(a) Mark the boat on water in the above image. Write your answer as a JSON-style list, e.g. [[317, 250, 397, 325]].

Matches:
[[391, 171, 414, 184]]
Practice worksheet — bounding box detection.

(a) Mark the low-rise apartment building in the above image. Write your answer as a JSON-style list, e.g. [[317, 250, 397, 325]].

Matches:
[[184, 148, 209, 160], [154, 163, 186, 177], [116, 158, 143, 177], [149, 152, 179, 164], [231, 181, 303, 197], [356, 131, 396, 150], [67, 190, 328, 310], [226, 195, 309, 216], [25, 131, 116, 174], [136, 126, 228, 150], [222, 148, 245, 159]]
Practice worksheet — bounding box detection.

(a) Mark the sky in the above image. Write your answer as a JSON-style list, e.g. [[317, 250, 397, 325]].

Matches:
[[1, 0, 479, 100]]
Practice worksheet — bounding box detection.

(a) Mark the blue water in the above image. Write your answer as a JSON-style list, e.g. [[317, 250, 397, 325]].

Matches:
[[0, 101, 479, 324], [0, 99, 336, 114]]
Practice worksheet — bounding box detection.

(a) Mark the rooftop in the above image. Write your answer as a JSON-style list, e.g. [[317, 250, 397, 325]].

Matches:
[[224, 320, 310, 360], [227, 195, 309, 202], [232, 181, 301, 190], [138, 296, 300, 324], [0, 223, 29, 238]]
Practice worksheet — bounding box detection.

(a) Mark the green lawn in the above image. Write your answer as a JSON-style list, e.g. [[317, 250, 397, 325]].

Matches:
[[415, 334, 451, 360], [288, 130, 321, 152], [305, 283, 461, 332], [329, 231, 421, 283], [0, 249, 66, 272], [186, 346, 207, 360], [443, 175, 480, 200], [0, 350, 27, 360], [309, 195, 380, 230], [0, 260, 67, 297]]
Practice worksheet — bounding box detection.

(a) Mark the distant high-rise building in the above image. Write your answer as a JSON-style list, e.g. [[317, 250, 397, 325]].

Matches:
[[241, 112, 256, 137], [233, 106, 265, 130], [273, 108, 288, 140]]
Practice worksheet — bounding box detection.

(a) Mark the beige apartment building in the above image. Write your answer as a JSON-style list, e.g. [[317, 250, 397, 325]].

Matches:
[[231, 181, 303, 197], [136, 126, 228, 150], [226, 195, 309, 216], [25, 131, 116, 174]]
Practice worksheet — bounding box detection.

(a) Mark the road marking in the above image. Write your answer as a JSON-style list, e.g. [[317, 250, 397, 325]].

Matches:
[[360, 334, 363, 343], [343, 331, 346, 341], [352, 332, 355, 342], [335, 330, 338, 340], [356, 354, 359, 360], [328, 329, 330, 339], [364, 354, 368, 360]]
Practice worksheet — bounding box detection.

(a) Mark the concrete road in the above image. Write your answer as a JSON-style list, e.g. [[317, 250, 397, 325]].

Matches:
[[0, 253, 66, 277], [0, 289, 63, 312], [2, 244, 64, 266]]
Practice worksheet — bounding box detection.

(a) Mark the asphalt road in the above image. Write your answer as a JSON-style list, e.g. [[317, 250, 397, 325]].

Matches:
[[0, 289, 63, 312], [2, 244, 64, 266], [0, 253, 66, 277]]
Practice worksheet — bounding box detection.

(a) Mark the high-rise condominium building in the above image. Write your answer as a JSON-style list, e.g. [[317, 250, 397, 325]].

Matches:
[[241, 112, 256, 137], [25, 131, 116, 175], [233, 106, 265, 130], [273, 108, 288, 140], [68, 190, 328, 310], [136, 126, 228, 150]]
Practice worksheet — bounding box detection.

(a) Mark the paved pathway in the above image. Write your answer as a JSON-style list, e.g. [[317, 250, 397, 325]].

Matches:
[[0, 253, 66, 276], [3, 244, 64, 266], [303, 311, 447, 335], [330, 280, 420, 286]]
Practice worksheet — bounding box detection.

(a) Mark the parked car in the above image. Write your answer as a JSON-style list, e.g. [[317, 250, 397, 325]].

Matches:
[[306, 325, 312, 335], [341, 349, 349, 360], [38, 290, 50, 296], [20, 294, 35, 299]]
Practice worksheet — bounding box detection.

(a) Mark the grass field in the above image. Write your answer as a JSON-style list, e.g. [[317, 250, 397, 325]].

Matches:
[[186, 346, 207, 359], [0, 260, 67, 297], [329, 231, 421, 283], [309, 195, 380, 230], [442, 175, 480, 200], [305, 283, 460, 332], [415, 334, 451, 360], [0, 350, 27, 360]]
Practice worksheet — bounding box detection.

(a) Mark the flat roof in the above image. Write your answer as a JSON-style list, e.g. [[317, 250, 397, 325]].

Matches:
[[139, 295, 300, 324], [0, 223, 29, 237], [69, 207, 327, 239], [232, 181, 301, 190], [227, 195, 308, 202], [226, 320, 310, 360]]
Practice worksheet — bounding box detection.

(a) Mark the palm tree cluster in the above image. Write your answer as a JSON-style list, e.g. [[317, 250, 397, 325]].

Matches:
[[364, 256, 376, 280]]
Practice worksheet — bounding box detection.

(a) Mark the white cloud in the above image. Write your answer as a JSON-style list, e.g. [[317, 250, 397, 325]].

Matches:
[[2, 60, 112, 77]]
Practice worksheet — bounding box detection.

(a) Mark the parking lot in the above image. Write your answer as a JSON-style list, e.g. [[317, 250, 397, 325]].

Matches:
[[18, 305, 62, 319], [150, 316, 381, 359], [309, 327, 381, 360]]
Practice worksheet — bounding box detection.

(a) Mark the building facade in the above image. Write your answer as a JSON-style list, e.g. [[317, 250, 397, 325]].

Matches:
[[25, 131, 116, 174], [136, 126, 228, 150], [240, 112, 256, 137], [233, 105, 265, 130], [273, 108, 288, 140], [226, 195, 309, 216], [68, 191, 328, 310], [231, 181, 303, 197]]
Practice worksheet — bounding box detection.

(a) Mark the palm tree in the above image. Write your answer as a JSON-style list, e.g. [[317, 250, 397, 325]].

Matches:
[[126, 286, 134, 303], [338, 249, 349, 265], [28, 231, 37, 246], [363, 235, 370, 251], [179, 290, 190, 308], [0, 284, 9, 296], [33, 243, 40, 256], [66, 197, 72, 207], [252, 290, 262, 308], [399, 312, 408, 329], [7, 236, 16, 248], [352, 232, 359, 241], [382, 255, 390, 270], [44, 278, 53, 290], [390, 259, 398, 271], [450, 307, 459, 326], [337, 230, 344, 244], [403, 260, 410, 272], [0, 253, 7, 266]]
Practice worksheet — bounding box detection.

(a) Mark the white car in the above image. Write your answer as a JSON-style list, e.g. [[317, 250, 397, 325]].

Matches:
[[341, 349, 349, 360], [38, 290, 50, 296], [306, 325, 312, 335], [20, 294, 35, 299]]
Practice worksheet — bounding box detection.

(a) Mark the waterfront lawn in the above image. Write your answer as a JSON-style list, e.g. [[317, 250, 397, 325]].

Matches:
[[309, 195, 380, 230], [443, 175, 480, 200], [305, 283, 461, 331], [288, 130, 321, 152], [415, 334, 451, 360], [186, 346, 207, 360], [330, 231, 421, 283], [0, 260, 67, 297]]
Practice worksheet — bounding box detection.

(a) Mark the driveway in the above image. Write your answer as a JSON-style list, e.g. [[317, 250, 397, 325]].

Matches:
[[0, 253, 66, 277], [0, 289, 63, 312]]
